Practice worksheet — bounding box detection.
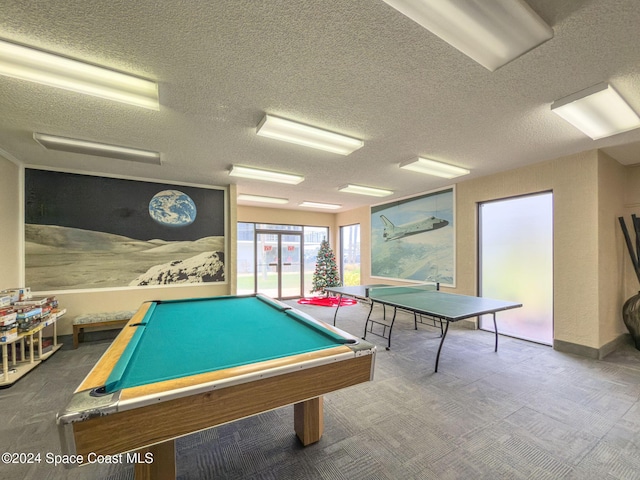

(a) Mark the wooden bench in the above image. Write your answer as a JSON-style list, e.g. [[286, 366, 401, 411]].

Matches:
[[72, 311, 135, 349]]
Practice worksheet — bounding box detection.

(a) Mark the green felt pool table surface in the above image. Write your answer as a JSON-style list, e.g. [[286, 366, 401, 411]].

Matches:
[[105, 294, 355, 393], [57, 294, 376, 479]]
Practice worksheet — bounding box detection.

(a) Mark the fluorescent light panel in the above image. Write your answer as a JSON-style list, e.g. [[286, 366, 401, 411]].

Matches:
[[237, 194, 289, 205], [0, 39, 159, 110], [33, 133, 161, 164], [339, 184, 394, 197], [257, 115, 363, 155], [299, 201, 341, 210], [382, 0, 553, 71], [229, 165, 304, 185], [399, 157, 470, 179], [551, 83, 640, 140]]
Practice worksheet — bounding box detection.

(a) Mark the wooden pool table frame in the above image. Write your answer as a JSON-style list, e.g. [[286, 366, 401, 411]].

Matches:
[[57, 296, 376, 480]]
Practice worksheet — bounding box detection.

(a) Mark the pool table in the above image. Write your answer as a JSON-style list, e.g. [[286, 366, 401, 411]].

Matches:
[[57, 294, 376, 479]]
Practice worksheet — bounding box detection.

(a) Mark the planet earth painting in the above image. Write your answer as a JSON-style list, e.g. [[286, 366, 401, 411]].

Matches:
[[148, 190, 197, 227]]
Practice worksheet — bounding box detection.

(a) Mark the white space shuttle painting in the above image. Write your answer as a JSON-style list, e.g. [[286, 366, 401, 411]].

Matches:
[[380, 214, 449, 241]]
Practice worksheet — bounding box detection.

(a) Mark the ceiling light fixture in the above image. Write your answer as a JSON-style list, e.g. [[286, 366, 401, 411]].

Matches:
[[256, 114, 363, 155], [0, 39, 159, 110], [33, 133, 161, 164], [237, 194, 289, 205], [399, 157, 470, 179], [338, 184, 394, 197], [229, 165, 304, 185], [551, 83, 640, 140], [382, 0, 553, 71], [299, 201, 341, 210]]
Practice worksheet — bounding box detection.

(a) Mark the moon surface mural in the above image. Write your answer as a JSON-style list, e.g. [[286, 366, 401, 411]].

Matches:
[[149, 190, 197, 227]]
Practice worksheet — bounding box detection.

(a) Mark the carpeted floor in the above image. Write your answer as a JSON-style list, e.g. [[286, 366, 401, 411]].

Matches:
[[2, 299, 640, 479]]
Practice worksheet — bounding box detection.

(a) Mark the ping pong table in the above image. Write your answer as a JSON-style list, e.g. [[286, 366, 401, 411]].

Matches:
[[325, 284, 522, 372]]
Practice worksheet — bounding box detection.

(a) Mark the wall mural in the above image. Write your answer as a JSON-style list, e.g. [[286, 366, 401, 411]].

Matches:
[[25, 169, 226, 291], [371, 187, 454, 285]]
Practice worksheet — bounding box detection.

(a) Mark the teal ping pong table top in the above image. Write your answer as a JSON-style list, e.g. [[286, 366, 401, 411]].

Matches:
[[325, 283, 522, 371], [326, 283, 521, 321], [365, 284, 521, 321]]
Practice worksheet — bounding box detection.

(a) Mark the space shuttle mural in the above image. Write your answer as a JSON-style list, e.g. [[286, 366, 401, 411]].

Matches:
[[380, 214, 449, 241], [371, 187, 454, 284]]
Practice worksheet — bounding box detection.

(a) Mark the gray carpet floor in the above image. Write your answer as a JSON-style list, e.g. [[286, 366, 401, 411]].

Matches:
[[2, 300, 640, 480]]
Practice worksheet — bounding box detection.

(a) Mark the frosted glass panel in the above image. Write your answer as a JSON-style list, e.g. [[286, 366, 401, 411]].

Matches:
[[479, 193, 553, 345]]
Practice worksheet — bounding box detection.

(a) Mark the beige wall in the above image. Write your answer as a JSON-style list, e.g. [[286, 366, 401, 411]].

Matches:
[[0, 155, 21, 289], [4, 148, 639, 352], [237, 206, 337, 232], [621, 165, 640, 332], [597, 151, 628, 347], [332, 149, 635, 354], [456, 150, 602, 348], [336, 206, 370, 283], [624, 165, 640, 206], [228, 184, 238, 295]]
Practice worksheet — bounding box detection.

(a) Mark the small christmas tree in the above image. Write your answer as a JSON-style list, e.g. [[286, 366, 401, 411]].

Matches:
[[311, 239, 341, 294]]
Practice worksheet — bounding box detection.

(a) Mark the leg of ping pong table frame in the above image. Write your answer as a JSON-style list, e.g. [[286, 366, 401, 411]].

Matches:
[[385, 307, 397, 350], [434, 319, 450, 372], [492, 312, 499, 352], [362, 300, 376, 340], [434, 313, 500, 372], [331, 294, 344, 326], [362, 301, 396, 350]]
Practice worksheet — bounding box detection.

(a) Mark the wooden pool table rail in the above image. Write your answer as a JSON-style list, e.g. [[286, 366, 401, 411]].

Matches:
[[58, 296, 376, 480], [76, 303, 151, 393], [69, 353, 373, 455]]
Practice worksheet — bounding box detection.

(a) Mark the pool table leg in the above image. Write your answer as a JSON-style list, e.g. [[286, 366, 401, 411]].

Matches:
[[294, 397, 324, 446], [134, 439, 176, 480]]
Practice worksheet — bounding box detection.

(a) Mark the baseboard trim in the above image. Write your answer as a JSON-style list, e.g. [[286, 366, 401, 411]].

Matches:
[[554, 333, 632, 360]]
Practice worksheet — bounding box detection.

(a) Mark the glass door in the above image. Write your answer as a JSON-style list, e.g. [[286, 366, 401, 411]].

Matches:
[[280, 233, 302, 298], [256, 231, 302, 299], [256, 232, 278, 298], [479, 192, 553, 345]]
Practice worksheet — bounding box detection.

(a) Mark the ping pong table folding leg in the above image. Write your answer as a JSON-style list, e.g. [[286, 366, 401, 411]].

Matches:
[[362, 301, 396, 350], [385, 307, 398, 350], [492, 312, 499, 352], [362, 301, 376, 340], [434, 319, 450, 373], [434, 314, 500, 372], [414, 313, 444, 336], [332, 294, 344, 326]]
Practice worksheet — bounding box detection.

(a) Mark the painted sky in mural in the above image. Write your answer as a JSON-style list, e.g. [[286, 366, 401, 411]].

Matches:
[[371, 188, 454, 285]]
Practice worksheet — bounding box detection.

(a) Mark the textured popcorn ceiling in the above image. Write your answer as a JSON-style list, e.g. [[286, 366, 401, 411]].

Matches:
[[0, 0, 639, 211]]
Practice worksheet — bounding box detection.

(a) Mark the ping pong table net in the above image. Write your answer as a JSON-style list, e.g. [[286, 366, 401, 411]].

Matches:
[[366, 283, 439, 298]]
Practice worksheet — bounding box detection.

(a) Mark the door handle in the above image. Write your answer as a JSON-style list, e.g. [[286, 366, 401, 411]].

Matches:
[[283, 263, 292, 266]]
